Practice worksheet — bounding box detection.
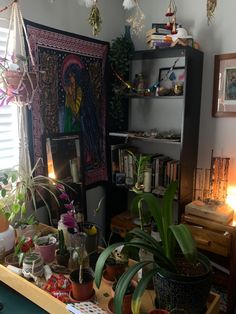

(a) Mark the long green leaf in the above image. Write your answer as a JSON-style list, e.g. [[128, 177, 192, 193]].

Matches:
[[94, 242, 124, 288], [170, 223, 197, 263], [114, 261, 153, 314], [131, 267, 159, 314]]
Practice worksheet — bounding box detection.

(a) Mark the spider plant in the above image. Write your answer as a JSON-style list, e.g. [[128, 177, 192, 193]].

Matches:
[[94, 181, 210, 314], [0, 158, 62, 224]]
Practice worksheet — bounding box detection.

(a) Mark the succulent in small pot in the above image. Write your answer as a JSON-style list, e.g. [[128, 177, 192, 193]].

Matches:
[[56, 229, 70, 267], [34, 234, 57, 264], [104, 254, 127, 283]]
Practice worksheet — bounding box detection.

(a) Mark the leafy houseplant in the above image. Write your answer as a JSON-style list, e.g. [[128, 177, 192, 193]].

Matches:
[[95, 181, 212, 314], [0, 158, 61, 226]]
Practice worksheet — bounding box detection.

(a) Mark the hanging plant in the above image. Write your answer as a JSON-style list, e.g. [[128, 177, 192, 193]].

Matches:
[[207, 0, 217, 24], [0, 1, 38, 107], [88, 1, 102, 36]]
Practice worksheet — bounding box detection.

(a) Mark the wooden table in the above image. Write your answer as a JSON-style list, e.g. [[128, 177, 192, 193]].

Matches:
[[0, 263, 220, 314], [0, 223, 221, 313]]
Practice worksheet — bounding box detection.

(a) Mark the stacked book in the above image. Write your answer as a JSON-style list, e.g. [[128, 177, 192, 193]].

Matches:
[[146, 26, 173, 49]]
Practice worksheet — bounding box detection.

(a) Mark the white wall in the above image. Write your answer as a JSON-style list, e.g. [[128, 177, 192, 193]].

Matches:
[[19, 0, 125, 42], [129, 0, 236, 187]]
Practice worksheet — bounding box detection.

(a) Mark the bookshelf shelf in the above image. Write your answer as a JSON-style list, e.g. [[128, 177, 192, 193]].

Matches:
[[109, 132, 181, 145], [125, 94, 184, 100]]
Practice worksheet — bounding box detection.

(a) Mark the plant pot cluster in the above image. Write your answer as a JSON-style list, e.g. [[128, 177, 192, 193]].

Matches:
[[94, 182, 212, 314]]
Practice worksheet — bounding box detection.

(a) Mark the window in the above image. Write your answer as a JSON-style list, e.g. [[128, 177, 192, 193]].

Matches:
[[0, 26, 19, 171]]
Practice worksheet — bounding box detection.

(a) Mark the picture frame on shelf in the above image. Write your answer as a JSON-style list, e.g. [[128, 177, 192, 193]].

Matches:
[[158, 66, 185, 95], [212, 53, 236, 117]]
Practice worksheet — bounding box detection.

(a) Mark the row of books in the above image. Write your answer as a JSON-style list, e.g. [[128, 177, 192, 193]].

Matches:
[[110, 144, 180, 189]]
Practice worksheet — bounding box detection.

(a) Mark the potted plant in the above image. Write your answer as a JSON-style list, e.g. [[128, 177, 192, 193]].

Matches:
[[103, 247, 128, 283], [14, 214, 39, 238], [69, 232, 94, 301], [56, 229, 70, 267], [0, 158, 63, 229], [108, 281, 136, 314], [95, 181, 212, 314], [34, 234, 57, 264]]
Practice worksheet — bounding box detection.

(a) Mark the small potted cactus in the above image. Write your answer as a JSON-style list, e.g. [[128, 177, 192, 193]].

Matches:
[[56, 229, 70, 267]]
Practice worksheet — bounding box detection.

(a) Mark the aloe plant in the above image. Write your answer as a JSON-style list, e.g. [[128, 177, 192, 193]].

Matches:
[[95, 181, 199, 314]]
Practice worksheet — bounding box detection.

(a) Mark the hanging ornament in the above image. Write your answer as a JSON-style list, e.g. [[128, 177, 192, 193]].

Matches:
[[88, 0, 102, 36], [207, 0, 217, 24], [126, 1, 145, 35], [123, 0, 136, 10], [164, 0, 177, 34]]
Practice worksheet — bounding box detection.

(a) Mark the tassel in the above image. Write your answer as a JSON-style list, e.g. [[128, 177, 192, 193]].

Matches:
[[84, 0, 95, 8], [123, 0, 136, 10]]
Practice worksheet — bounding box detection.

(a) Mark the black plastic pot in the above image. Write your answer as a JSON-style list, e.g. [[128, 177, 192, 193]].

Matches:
[[153, 253, 212, 314]]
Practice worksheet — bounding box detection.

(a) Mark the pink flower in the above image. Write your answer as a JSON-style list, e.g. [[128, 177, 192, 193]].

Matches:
[[59, 192, 70, 201], [64, 201, 75, 211]]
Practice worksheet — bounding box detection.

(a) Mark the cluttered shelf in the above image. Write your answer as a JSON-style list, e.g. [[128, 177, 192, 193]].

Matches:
[[109, 131, 181, 145]]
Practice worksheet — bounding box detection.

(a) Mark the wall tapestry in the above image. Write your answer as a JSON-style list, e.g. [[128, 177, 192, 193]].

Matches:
[[24, 20, 109, 187]]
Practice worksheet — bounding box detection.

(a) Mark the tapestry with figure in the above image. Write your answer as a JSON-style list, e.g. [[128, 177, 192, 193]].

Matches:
[[25, 20, 109, 187]]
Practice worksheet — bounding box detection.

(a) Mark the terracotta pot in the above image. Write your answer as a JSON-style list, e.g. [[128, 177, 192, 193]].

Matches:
[[55, 249, 70, 267], [15, 224, 38, 239], [108, 296, 132, 314], [34, 236, 56, 263], [0, 213, 9, 233], [105, 261, 126, 282], [69, 268, 94, 301], [108, 280, 136, 314]]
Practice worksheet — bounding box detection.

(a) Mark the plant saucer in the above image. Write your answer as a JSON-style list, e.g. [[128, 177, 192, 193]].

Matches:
[[69, 289, 96, 302], [107, 298, 114, 314]]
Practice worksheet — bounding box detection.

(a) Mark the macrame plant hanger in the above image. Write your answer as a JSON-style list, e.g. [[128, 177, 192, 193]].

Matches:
[[0, 0, 38, 175], [2, 0, 38, 107]]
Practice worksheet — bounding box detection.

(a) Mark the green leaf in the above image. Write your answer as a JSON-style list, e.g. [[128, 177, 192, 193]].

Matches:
[[1, 189, 6, 197], [131, 267, 159, 314], [170, 224, 197, 264], [114, 261, 154, 314]]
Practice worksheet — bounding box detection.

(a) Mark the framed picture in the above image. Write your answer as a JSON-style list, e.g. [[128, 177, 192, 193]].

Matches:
[[158, 67, 185, 94], [212, 53, 236, 117]]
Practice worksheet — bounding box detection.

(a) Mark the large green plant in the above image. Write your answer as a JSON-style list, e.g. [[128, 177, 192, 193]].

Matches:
[[95, 181, 200, 314]]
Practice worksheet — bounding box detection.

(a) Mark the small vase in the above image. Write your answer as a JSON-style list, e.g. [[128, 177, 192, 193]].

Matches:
[[124, 25, 135, 52], [22, 252, 44, 278]]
